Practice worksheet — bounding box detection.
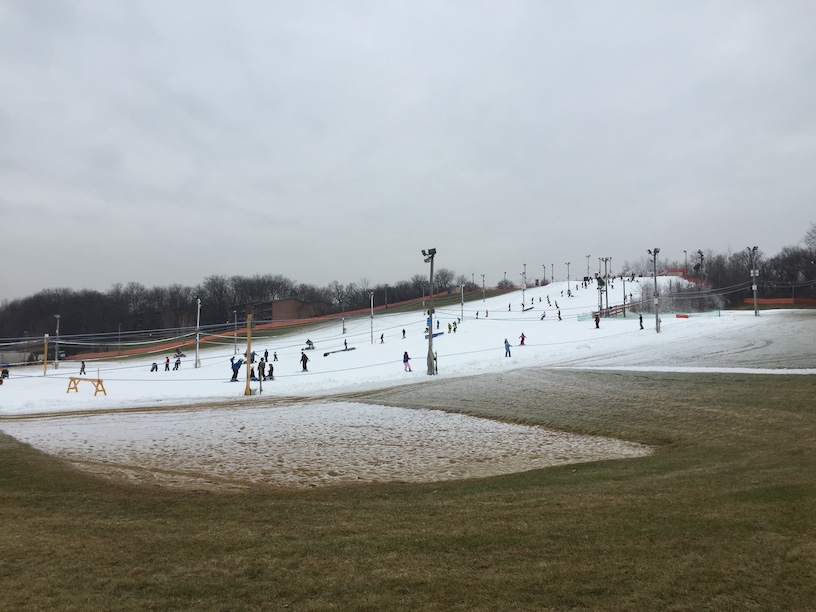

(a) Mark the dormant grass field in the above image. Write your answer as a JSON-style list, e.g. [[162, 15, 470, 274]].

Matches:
[[2, 368, 814, 610]]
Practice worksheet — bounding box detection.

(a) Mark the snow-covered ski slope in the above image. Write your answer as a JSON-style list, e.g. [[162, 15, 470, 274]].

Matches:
[[2, 277, 814, 416]]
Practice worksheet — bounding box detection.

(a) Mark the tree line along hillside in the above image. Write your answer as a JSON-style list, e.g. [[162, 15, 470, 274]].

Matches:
[[1, 229, 814, 340]]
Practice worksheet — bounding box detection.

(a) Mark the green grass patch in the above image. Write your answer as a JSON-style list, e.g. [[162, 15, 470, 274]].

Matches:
[[2, 370, 815, 610]]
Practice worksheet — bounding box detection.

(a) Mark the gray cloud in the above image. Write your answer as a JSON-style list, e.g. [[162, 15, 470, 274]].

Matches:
[[2, 0, 814, 300]]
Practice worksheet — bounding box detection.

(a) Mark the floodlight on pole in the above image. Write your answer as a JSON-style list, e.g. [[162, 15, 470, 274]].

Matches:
[[481, 274, 485, 302], [422, 248, 437, 375], [683, 250, 688, 276], [194, 296, 202, 368], [586, 255, 590, 279], [647, 248, 660, 333], [233, 311, 238, 355], [565, 262, 570, 287], [748, 246, 759, 317]]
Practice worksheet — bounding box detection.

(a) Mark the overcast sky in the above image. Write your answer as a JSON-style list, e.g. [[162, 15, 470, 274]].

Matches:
[[2, 0, 814, 301]]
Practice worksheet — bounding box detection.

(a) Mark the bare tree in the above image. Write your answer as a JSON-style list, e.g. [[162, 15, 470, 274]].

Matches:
[[804, 221, 816, 251]]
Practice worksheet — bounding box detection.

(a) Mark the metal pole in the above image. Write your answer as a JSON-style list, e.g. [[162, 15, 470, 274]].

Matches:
[[233, 311, 238, 355], [482, 274, 485, 302], [622, 279, 627, 317], [565, 262, 570, 288], [43, 334, 49, 376], [648, 248, 660, 333], [461, 284, 464, 320], [370, 291, 374, 344], [195, 297, 201, 368], [118, 323, 122, 356], [586, 255, 590, 279], [54, 314, 60, 369], [749, 246, 759, 316]]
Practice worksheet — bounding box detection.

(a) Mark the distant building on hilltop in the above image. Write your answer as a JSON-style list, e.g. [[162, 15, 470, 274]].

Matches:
[[233, 298, 330, 323]]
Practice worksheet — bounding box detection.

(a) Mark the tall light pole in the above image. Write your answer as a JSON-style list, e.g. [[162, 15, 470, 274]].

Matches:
[[565, 262, 570, 288], [460, 283, 464, 320], [54, 314, 60, 369], [551, 264, 554, 283], [697, 249, 704, 278], [481, 274, 485, 302], [233, 310, 238, 355], [194, 296, 202, 368], [369, 291, 375, 344], [118, 322, 122, 356], [648, 248, 660, 333], [586, 255, 591, 280], [423, 248, 437, 375], [522, 263, 527, 305], [385, 284, 388, 309], [748, 246, 759, 317], [683, 250, 688, 276], [542, 264, 546, 285]]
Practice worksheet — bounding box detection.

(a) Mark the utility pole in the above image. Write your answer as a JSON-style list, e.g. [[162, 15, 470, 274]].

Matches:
[[423, 248, 437, 375], [369, 291, 374, 344], [54, 314, 60, 369], [244, 314, 253, 395], [648, 248, 660, 332], [194, 296, 201, 368], [481, 274, 485, 302], [748, 246, 759, 316]]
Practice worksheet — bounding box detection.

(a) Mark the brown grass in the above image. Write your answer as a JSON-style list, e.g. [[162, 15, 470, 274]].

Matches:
[[2, 369, 815, 610]]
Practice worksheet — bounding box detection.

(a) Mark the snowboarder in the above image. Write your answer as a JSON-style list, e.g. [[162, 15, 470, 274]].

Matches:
[[230, 357, 243, 381], [150, 362, 158, 372], [519, 333, 526, 345], [639, 314, 644, 330], [504, 339, 511, 357], [595, 314, 600, 329], [273, 351, 278, 361], [540, 312, 546, 320], [558, 310, 562, 321], [173, 357, 181, 371], [267, 362, 274, 380], [165, 356, 170, 371], [259, 359, 266, 380], [79, 361, 86, 375], [402, 329, 406, 339], [380, 333, 384, 344], [264, 349, 269, 362], [344, 339, 348, 350], [403, 351, 412, 372], [300, 351, 309, 372]]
